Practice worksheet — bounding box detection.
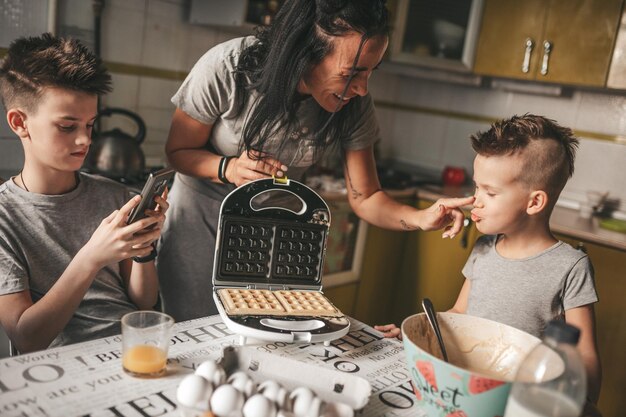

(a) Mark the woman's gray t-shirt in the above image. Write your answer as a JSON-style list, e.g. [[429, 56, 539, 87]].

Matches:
[[462, 234, 598, 337], [0, 174, 138, 348]]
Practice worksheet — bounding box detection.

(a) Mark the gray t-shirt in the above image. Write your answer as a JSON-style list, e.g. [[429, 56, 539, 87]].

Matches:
[[171, 36, 381, 196], [462, 234, 598, 337], [0, 173, 138, 348]]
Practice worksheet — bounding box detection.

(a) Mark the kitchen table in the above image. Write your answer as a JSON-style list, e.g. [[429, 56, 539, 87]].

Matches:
[[0, 315, 425, 417]]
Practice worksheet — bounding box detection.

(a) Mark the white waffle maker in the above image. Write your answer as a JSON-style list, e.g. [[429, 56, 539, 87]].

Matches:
[[212, 177, 350, 345]]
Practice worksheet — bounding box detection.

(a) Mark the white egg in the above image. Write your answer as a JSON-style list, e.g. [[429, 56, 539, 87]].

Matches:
[[321, 402, 354, 417], [258, 380, 288, 409], [305, 397, 324, 417], [242, 394, 277, 417], [195, 359, 227, 386], [211, 384, 245, 417], [227, 371, 256, 398], [176, 374, 213, 410], [289, 387, 317, 417]]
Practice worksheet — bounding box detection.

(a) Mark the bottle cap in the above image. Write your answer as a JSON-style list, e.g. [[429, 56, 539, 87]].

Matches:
[[544, 320, 580, 345]]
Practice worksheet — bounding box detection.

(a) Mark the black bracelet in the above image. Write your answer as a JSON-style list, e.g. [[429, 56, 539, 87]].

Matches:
[[133, 244, 157, 263], [218, 156, 233, 185]]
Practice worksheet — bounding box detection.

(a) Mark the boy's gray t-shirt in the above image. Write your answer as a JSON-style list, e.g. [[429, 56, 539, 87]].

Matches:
[[463, 234, 598, 337], [0, 173, 138, 348]]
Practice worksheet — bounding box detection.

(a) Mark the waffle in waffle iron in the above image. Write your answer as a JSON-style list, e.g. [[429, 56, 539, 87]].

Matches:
[[212, 178, 350, 344]]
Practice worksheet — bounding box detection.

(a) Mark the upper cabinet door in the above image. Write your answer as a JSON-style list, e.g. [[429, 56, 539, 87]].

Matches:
[[542, 0, 623, 86], [473, 0, 546, 80], [474, 0, 624, 87]]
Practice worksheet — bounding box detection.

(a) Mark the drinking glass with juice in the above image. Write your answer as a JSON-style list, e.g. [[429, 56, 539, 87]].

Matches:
[[121, 311, 174, 377]]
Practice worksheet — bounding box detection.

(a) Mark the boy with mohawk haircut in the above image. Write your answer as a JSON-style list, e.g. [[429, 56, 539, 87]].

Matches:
[[377, 115, 601, 409], [0, 33, 169, 353], [450, 114, 601, 405]]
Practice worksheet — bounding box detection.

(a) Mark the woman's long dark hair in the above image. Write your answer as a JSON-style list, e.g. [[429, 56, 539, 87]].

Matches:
[[234, 0, 389, 161]]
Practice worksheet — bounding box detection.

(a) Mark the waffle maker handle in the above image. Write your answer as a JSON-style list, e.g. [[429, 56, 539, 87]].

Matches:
[[220, 178, 331, 224]]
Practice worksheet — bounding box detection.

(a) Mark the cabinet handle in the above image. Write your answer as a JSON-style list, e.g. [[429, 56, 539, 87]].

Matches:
[[460, 217, 472, 249], [522, 38, 534, 73], [540, 40, 552, 75], [577, 242, 587, 253]]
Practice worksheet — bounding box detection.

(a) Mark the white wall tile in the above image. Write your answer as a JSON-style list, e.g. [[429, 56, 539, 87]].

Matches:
[[563, 137, 626, 212], [100, 2, 146, 65], [141, 127, 169, 163], [141, 0, 190, 71], [396, 77, 453, 109], [391, 112, 447, 169], [140, 107, 175, 132], [441, 119, 489, 173], [574, 91, 626, 135], [138, 78, 181, 109], [444, 85, 511, 119], [102, 73, 140, 111], [506, 90, 581, 127]]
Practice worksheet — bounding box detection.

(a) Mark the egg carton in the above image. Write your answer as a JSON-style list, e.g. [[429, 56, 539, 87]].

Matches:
[[212, 178, 350, 345], [177, 345, 371, 417]]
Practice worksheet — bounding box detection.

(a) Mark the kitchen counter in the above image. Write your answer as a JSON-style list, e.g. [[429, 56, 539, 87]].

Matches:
[[549, 206, 626, 251]]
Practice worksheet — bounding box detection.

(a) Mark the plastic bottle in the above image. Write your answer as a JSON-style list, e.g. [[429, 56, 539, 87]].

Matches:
[[503, 320, 587, 417]]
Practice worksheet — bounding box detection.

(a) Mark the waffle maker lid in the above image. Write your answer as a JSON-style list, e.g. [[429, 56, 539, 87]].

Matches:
[[212, 177, 331, 291]]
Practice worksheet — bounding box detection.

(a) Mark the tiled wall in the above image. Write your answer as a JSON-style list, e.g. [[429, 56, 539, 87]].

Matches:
[[1, 0, 625, 214]]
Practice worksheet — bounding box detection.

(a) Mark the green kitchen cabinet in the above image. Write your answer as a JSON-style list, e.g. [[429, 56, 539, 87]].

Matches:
[[352, 225, 409, 325], [391, 199, 478, 326], [474, 0, 624, 87], [350, 195, 415, 326], [324, 283, 358, 317], [555, 234, 626, 417]]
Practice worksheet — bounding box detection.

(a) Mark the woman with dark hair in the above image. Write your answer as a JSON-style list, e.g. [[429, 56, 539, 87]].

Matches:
[[158, 0, 474, 321]]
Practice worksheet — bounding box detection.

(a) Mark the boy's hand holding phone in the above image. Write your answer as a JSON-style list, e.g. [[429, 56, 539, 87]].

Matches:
[[126, 168, 174, 262], [80, 167, 173, 268], [130, 188, 169, 263], [80, 195, 165, 269]]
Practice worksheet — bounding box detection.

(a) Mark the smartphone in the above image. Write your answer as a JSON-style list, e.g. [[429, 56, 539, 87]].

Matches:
[[127, 168, 175, 224]]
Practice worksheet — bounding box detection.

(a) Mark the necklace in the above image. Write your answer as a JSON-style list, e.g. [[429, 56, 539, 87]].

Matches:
[[19, 171, 30, 192]]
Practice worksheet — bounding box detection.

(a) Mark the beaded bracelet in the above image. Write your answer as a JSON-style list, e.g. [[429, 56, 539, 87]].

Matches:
[[218, 156, 234, 185]]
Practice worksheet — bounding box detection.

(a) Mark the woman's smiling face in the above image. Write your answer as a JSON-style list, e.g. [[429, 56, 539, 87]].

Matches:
[[298, 32, 388, 112]]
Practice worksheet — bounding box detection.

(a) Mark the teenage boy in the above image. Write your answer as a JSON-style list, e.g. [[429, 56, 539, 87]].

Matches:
[[0, 34, 168, 353]]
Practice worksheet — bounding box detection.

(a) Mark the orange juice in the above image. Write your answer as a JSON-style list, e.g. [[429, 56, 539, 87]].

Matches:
[[122, 344, 167, 376]]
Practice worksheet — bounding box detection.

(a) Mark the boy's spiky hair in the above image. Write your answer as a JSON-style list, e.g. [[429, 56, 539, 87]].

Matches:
[[0, 33, 111, 112], [470, 114, 579, 200]]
